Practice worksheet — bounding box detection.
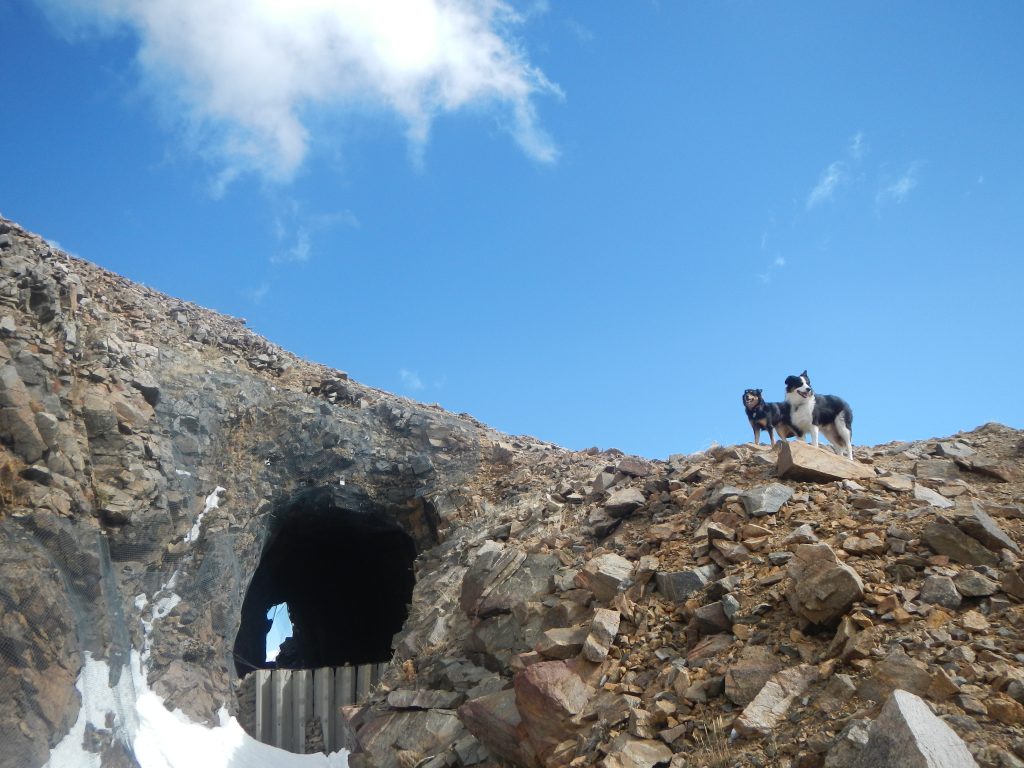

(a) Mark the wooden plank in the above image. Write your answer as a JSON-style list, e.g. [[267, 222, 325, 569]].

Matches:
[[355, 665, 372, 702], [334, 666, 355, 752], [272, 669, 291, 749], [293, 669, 311, 753], [314, 668, 332, 754], [254, 670, 272, 744], [336, 665, 355, 707]]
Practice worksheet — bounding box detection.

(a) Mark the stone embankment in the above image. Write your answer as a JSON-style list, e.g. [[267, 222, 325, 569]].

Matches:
[[0, 216, 1022, 768]]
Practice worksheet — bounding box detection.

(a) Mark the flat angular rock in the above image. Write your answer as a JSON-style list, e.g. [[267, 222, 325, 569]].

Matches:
[[956, 501, 1020, 555], [953, 569, 998, 597], [914, 485, 955, 509], [914, 460, 959, 481], [536, 625, 589, 660], [918, 575, 962, 609], [616, 458, 654, 478], [583, 608, 620, 662], [734, 664, 818, 737], [921, 522, 998, 567], [654, 564, 720, 602], [514, 660, 594, 764], [604, 488, 646, 518], [857, 650, 931, 702], [786, 544, 865, 625], [601, 734, 673, 768], [458, 689, 540, 768], [849, 689, 978, 768], [876, 473, 914, 492], [739, 483, 794, 517], [725, 646, 784, 706], [690, 601, 732, 638], [575, 553, 634, 602], [387, 688, 465, 710], [778, 440, 874, 482]]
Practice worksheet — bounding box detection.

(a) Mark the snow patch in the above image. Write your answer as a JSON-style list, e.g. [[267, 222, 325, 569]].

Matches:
[[184, 486, 226, 544], [46, 652, 350, 768]]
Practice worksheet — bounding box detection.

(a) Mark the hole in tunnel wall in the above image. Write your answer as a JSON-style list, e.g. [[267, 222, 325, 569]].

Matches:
[[233, 492, 417, 677]]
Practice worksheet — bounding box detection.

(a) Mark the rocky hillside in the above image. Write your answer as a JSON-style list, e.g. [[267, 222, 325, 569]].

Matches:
[[1, 215, 1022, 768]]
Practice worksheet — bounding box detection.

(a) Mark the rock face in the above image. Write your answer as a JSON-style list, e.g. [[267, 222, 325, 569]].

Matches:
[[2, 216, 1024, 768]]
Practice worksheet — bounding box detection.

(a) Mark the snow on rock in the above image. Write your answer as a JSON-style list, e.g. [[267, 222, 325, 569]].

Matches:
[[185, 486, 226, 544], [46, 651, 349, 768]]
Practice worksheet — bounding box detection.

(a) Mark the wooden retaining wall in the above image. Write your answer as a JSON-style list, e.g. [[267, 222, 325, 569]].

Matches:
[[242, 664, 386, 754]]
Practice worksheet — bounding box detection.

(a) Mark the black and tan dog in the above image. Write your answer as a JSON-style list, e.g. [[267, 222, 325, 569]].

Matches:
[[742, 389, 798, 445]]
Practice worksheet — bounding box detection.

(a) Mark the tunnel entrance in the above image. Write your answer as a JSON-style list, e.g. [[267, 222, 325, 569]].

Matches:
[[233, 490, 417, 677]]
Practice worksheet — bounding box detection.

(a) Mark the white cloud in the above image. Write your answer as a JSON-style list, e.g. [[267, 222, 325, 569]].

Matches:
[[268, 199, 359, 263], [806, 161, 845, 210], [246, 282, 271, 303], [877, 163, 921, 206], [848, 131, 867, 161], [271, 228, 312, 264], [773, 256, 786, 267], [38, 0, 561, 183], [400, 369, 424, 391]]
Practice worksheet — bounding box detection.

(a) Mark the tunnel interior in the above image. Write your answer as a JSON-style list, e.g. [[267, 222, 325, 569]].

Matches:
[[233, 493, 417, 677]]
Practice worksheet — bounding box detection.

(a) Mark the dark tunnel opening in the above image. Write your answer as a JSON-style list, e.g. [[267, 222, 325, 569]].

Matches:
[[233, 496, 417, 677]]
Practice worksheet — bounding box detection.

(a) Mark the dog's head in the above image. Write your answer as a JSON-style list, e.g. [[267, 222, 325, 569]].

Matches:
[[785, 370, 812, 400], [743, 389, 764, 408]]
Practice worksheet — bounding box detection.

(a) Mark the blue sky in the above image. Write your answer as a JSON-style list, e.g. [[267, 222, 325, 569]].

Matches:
[[2, 1, 1022, 459]]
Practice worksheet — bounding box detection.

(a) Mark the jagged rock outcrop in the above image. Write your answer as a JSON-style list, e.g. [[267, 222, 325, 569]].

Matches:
[[2, 215, 1024, 768]]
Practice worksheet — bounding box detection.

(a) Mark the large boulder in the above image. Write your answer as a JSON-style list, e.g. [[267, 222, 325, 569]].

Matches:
[[786, 544, 864, 625]]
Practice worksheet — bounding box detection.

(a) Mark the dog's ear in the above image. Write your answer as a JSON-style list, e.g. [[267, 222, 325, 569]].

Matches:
[[756, 389, 762, 395]]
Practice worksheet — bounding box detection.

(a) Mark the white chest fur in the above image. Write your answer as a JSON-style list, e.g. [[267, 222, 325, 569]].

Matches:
[[789, 394, 815, 432]]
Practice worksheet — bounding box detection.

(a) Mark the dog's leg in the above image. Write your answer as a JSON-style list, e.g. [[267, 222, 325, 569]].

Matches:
[[810, 424, 820, 449], [768, 427, 776, 446], [834, 414, 854, 460], [752, 425, 761, 445]]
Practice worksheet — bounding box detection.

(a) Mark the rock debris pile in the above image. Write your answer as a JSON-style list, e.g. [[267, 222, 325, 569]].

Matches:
[[0, 215, 1021, 768]]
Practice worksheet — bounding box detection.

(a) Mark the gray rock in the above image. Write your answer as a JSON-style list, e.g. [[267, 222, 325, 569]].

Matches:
[[582, 608, 620, 663], [574, 553, 634, 602], [655, 564, 720, 602], [953, 569, 999, 597], [740, 483, 795, 517], [921, 521, 999, 567], [849, 689, 979, 768], [957, 502, 1021, 555], [824, 719, 871, 768], [918, 575, 962, 609], [604, 487, 646, 518], [914, 485, 955, 509]]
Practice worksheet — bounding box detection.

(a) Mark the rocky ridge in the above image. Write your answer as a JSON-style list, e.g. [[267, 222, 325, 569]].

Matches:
[[0, 215, 1022, 768]]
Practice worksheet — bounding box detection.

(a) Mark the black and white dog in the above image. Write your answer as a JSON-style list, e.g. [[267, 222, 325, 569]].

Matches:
[[783, 370, 854, 459], [742, 389, 797, 446]]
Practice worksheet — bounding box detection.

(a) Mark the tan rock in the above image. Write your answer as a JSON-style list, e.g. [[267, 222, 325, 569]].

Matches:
[[575, 554, 634, 602], [786, 543, 865, 625], [987, 695, 1024, 725], [514, 660, 594, 764], [777, 440, 874, 482], [458, 689, 541, 768]]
